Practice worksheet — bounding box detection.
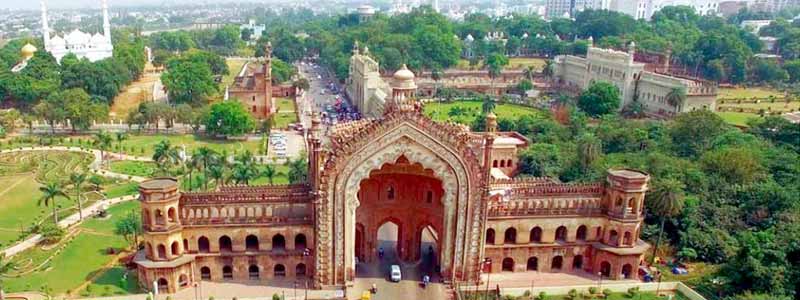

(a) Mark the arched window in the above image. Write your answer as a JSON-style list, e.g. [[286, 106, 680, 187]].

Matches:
[[167, 207, 176, 223], [600, 261, 611, 277], [615, 196, 623, 208], [155, 209, 165, 225], [146, 243, 153, 258], [295, 234, 307, 249], [223, 265, 233, 279], [387, 186, 395, 200], [296, 263, 307, 277], [576, 225, 587, 241], [623, 231, 633, 245], [274, 264, 286, 277], [573, 255, 583, 270], [551, 256, 563, 270], [200, 267, 211, 280], [504, 227, 517, 244], [249, 265, 260, 280], [622, 264, 633, 279], [183, 239, 189, 253], [609, 230, 619, 246], [272, 234, 286, 250], [595, 227, 602, 241], [157, 278, 168, 291], [485, 228, 495, 245], [502, 258, 514, 272], [157, 244, 167, 259], [143, 209, 151, 227], [626, 198, 635, 212], [526, 257, 538, 271], [506, 159, 513, 167], [500, 160, 505, 167], [493, 160, 498, 167], [179, 274, 189, 287], [171, 241, 180, 256], [198, 236, 210, 253], [246, 235, 259, 251], [426, 191, 433, 203], [555, 226, 568, 242], [219, 235, 233, 252], [530, 227, 542, 243]]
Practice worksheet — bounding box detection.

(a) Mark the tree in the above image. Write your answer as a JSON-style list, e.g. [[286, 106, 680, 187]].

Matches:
[[70, 172, 87, 221], [286, 157, 308, 184], [577, 81, 620, 117], [0, 253, 14, 300], [205, 101, 256, 137], [33, 95, 67, 134], [115, 132, 128, 153], [700, 147, 766, 185], [481, 95, 496, 114], [114, 211, 142, 250], [194, 146, 219, 191], [39, 181, 69, 224], [231, 150, 258, 184], [486, 52, 509, 98], [208, 165, 225, 187], [152, 140, 180, 174], [161, 58, 217, 105], [576, 133, 601, 172], [518, 143, 562, 177], [647, 178, 685, 264], [185, 151, 201, 191], [261, 164, 281, 185], [747, 116, 800, 152], [783, 59, 800, 83], [665, 87, 687, 113], [93, 131, 113, 167], [669, 110, 728, 157]]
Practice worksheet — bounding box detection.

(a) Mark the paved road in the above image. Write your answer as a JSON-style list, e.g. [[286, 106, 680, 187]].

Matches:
[[348, 241, 447, 300]]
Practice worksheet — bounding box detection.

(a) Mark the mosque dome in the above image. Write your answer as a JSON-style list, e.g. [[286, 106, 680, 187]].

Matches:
[[20, 43, 37, 58], [393, 64, 415, 81]]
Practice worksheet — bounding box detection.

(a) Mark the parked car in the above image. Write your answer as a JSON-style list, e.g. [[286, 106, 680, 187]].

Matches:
[[390, 265, 402, 282]]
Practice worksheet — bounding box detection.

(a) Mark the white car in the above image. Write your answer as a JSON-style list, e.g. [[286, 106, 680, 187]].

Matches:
[[390, 265, 401, 282]]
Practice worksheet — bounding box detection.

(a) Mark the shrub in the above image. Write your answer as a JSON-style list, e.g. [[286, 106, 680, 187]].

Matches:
[[626, 287, 640, 298], [272, 294, 281, 300], [602, 289, 612, 298], [39, 223, 65, 244], [568, 289, 579, 300], [588, 287, 598, 294], [523, 290, 532, 297], [537, 291, 547, 300]]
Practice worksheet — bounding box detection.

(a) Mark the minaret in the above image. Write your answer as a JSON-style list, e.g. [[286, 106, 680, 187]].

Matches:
[[102, 0, 111, 42], [40, 0, 50, 50], [264, 42, 273, 118], [433, 0, 440, 13]]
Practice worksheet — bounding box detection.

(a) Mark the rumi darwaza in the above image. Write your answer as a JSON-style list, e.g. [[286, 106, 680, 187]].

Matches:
[[135, 58, 652, 293]]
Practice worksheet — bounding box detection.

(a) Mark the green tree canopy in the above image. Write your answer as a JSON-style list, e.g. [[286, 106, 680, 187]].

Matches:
[[205, 101, 256, 136]]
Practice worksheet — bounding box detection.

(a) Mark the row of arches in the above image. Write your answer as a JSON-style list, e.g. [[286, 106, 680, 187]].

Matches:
[[498, 256, 634, 279], [199, 263, 307, 280], [143, 206, 178, 227], [486, 225, 636, 247], [196, 234, 308, 253], [492, 159, 513, 168]]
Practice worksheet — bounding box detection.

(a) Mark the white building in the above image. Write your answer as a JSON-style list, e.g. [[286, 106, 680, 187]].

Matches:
[[346, 42, 391, 118], [549, 0, 720, 20], [240, 19, 266, 41], [41, 0, 114, 63], [553, 41, 718, 116]]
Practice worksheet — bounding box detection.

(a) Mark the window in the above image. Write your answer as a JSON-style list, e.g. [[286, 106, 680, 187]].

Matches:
[[426, 191, 433, 203], [576, 225, 587, 241], [274, 264, 286, 277], [530, 227, 542, 243], [200, 267, 211, 280], [526, 257, 538, 271], [551, 256, 563, 270], [504, 228, 517, 244], [485, 228, 495, 245], [223, 266, 233, 279], [555, 226, 568, 242], [272, 234, 286, 250], [387, 186, 395, 200], [249, 265, 260, 280], [295, 234, 307, 249], [246, 235, 259, 251], [296, 263, 307, 277], [198, 236, 210, 253], [502, 258, 514, 272], [219, 236, 233, 252]]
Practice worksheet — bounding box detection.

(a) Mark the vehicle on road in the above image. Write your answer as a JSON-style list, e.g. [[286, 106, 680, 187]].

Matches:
[[390, 265, 402, 282]]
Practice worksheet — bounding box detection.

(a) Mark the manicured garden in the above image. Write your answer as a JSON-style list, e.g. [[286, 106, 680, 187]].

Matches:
[[456, 57, 547, 71], [275, 97, 296, 112], [463, 291, 688, 300], [717, 87, 785, 100], [273, 112, 299, 129], [109, 160, 157, 177], [715, 112, 759, 127], [424, 100, 545, 125], [3, 200, 142, 297]]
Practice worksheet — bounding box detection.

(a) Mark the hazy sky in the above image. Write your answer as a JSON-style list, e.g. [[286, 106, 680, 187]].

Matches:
[[4, 0, 268, 11]]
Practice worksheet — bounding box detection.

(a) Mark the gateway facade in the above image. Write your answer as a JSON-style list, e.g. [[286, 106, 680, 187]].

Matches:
[[136, 66, 651, 293]]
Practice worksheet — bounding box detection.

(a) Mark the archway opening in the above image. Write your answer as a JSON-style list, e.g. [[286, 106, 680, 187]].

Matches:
[[486, 228, 496, 245], [179, 274, 189, 287], [295, 234, 307, 250], [622, 264, 633, 279], [376, 221, 400, 260], [296, 263, 307, 277], [157, 244, 167, 259], [504, 228, 517, 244], [274, 264, 286, 277], [418, 225, 438, 264], [573, 255, 583, 270], [555, 226, 568, 242], [200, 266, 211, 280], [576, 225, 587, 241], [526, 257, 538, 271], [273, 234, 286, 251], [171, 241, 180, 256], [157, 278, 168, 292], [198, 236, 210, 253], [249, 265, 260, 280], [502, 258, 514, 272], [530, 227, 542, 243], [551, 256, 563, 270], [222, 265, 233, 279], [219, 236, 233, 252], [246, 235, 259, 251], [600, 261, 611, 277]]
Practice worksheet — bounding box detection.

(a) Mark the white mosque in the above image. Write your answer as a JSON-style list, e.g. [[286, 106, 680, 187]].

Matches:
[[41, 0, 114, 63]]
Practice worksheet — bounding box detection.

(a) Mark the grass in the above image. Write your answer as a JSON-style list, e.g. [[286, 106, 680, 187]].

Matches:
[[276, 97, 296, 112], [273, 112, 299, 129], [118, 134, 262, 157], [455, 57, 546, 71], [717, 100, 800, 112], [424, 100, 545, 125], [4, 200, 141, 296], [717, 87, 784, 100], [250, 164, 291, 185], [716, 111, 760, 127], [109, 63, 160, 120], [221, 58, 247, 90], [109, 160, 156, 177]]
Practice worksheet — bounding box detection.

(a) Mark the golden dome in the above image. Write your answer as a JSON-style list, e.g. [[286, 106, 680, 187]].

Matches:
[[393, 64, 415, 81], [20, 43, 37, 58]]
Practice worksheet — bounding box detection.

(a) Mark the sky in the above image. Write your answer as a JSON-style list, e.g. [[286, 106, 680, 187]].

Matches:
[[3, 0, 269, 10]]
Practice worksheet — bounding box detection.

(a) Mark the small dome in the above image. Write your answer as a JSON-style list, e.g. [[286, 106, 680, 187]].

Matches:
[[20, 43, 37, 57], [393, 64, 415, 81]]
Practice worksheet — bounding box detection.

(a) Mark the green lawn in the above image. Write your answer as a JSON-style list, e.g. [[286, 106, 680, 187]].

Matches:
[[118, 134, 262, 157], [221, 59, 246, 90], [250, 164, 291, 185], [455, 57, 546, 71], [716, 112, 760, 127], [718, 100, 800, 112], [4, 200, 141, 296], [276, 97, 296, 112], [273, 112, 299, 129], [718, 87, 784, 100], [109, 160, 156, 177], [424, 100, 544, 125]]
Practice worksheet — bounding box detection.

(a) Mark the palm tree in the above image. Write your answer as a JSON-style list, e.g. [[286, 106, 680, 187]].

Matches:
[[0, 253, 15, 300], [543, 60, 554, 81], [185, 152, 201, 191], [648, 178, 686, 265], [481, 95, 496, 114], [93, 131, 113, 167], [523, 65, 536, 82], [115, 132, 128, 154], [194, 147, 219, 191], [39, 182, 69, 224], [69, 172, 87, 221], [152, 140, 180, 174], [286, 157, 308, 184], [261, 164, 281, 185], [231, 151, 258, 184], [576, 134, 601, 172], [208, 165, 225, 188], [665, 87, 687, 113]]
